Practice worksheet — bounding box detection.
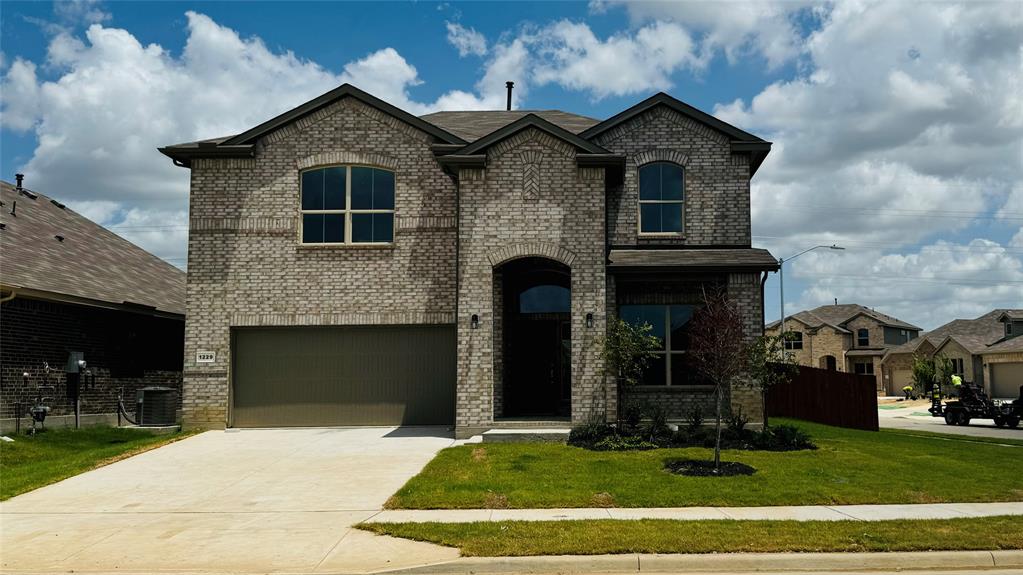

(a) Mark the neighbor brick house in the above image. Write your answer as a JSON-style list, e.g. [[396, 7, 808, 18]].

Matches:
[[0, 178, 184, 429], [765, 304, 921, 392], [160, 84, 778, 437], [881, 309, 1023, 398]]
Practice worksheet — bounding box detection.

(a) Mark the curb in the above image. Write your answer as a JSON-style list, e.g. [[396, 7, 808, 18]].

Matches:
[[377, 549, 1023, 574]]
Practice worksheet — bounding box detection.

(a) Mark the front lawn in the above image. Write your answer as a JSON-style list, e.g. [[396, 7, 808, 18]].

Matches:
[[0, 427, 193, 500], [359, 516, 1023, 556], [387, 420, 1023, 509]]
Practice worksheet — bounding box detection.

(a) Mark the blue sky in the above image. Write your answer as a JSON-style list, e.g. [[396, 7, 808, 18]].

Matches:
[[1, 1, 1021, 329]]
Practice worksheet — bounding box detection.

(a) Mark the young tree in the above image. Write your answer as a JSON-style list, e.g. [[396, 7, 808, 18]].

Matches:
[[910, 354, 936, 395], [746, 334, 798, 428], [599, 317, 660, 427], [687, 290, 748, 471]]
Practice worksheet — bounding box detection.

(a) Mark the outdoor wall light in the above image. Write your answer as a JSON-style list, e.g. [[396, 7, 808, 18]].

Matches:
[[586, 312, 594, 328], [470, 314, 479, 329]]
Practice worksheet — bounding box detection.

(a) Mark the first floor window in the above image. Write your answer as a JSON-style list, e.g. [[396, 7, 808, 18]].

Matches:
[[784, 331, 804, 350], [301, 166, 394, 244], [619, 304, 701, 386], [950, 358, 965, 376], [854, 362, 874, 375]]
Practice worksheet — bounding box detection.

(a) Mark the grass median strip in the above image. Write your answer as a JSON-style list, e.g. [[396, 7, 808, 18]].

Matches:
[[1, 427, 196, 500], [387, 420, 1023, 509], [358, 516, 1023, 557]]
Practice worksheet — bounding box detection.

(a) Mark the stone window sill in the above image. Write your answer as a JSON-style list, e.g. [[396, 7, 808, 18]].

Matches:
[[630, 385, 716, 392], [296, 243, 395, 250]]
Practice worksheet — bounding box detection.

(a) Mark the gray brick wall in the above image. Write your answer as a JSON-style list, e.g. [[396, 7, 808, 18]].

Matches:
[[455, 128, 607, 436], [594, 105, 752, 247], [183, 97, 457, 428]]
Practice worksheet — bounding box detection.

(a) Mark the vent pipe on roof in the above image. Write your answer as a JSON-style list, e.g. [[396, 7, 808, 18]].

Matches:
[[506, 81, 514, 111], [15, 174, 24, 191]]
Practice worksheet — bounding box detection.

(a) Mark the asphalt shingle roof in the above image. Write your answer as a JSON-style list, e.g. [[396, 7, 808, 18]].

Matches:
[[0, 180, 185, 315], [767, 303, 920, 334], [607, 248, 779, 271], [884, 309, 1022, 358], [419, 110, 600, 142]]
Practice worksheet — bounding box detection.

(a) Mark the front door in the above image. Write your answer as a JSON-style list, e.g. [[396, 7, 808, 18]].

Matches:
[[499, 258, 571, 418]]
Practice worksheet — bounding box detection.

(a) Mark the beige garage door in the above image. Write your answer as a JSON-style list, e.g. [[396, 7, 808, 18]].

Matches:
[[890, 369, 913, 395], [990, 363, 1023, 399], [231, 325, 456, 427]]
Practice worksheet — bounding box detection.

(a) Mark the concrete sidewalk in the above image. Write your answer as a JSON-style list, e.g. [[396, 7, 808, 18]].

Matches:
[[368, 501, 1023, 523]]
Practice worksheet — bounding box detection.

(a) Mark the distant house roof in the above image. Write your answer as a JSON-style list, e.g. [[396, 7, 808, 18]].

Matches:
[[998, 310, 1023, 321], [608, 248, 779, 272], [0, 180, 185, 316], [883, 309, 1022, 360], [420, 110, 599, 142], [984, 335, 1023, 355], [767, 303, 921, 334]]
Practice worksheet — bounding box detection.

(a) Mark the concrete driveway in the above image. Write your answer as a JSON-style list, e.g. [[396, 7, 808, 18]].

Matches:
[[0, 427, 460, 574], [878, 403, 1023, 441]]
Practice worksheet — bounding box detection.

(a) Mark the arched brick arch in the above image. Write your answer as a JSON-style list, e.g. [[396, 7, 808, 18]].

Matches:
[[633, 149, 690, 167], [487, 242, 577, 268], [296, 151, 400, 171]]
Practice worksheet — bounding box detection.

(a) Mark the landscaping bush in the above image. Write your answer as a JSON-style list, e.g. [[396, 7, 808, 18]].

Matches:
[[567, 421, 614, 447], [568, 420, 816, 452], [754, 424, 817, 451]]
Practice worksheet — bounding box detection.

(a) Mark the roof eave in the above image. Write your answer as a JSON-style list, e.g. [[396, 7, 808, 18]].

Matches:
[[221, 84, 466, 147], [581, 92, 767, 143], [158, 145, 255, 168]]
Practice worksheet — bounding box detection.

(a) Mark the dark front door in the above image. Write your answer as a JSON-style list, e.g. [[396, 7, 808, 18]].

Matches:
[[500, 258, 571, 418]]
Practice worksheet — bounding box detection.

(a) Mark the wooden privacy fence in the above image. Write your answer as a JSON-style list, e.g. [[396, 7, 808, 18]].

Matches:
[[766, 364, 879, 431]]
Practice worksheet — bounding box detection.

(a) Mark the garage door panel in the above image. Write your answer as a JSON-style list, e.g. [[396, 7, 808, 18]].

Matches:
[[990, 363, 1023, 400], [232, 325, 455, 427]]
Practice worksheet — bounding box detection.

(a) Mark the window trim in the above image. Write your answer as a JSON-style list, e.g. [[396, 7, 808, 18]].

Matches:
[[298, 164, 395, 246], [637, 161, 685, 238], [621, 304, 695, 387], [856, 328, 869, 347]]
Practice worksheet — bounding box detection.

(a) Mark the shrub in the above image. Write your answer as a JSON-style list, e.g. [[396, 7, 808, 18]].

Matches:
[[755, 424, 817, 451], [726, 408, 749, 434], [642, 403, 672, 442], [593, 434, 658, 451], [568, 421, 614, 448], [685, 405, 704, 432], [621, 400, 645, 433]]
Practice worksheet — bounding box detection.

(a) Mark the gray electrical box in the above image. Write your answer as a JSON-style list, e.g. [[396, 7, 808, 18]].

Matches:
[[65, 351, 84, 373]]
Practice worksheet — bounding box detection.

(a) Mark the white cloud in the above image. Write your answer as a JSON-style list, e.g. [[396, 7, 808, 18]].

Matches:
[[531, 20, 705, 99], [54, 0, 111, 26], [0, 12, 525, 266], [599, 0, 812, 69], [446, 22, 487, 57], [788, 238, 1023, 329]]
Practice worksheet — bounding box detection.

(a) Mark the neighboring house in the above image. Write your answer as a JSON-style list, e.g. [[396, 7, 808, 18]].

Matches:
[[765, 304, 922, 392], [0, 177, 185, 428], [881, 309, 1023, 399], [160, 84, 778, 437]]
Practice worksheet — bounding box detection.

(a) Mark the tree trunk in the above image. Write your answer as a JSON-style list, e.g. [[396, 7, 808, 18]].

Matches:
[[762, 389, 770, 430], [714, 383, 723, 470]]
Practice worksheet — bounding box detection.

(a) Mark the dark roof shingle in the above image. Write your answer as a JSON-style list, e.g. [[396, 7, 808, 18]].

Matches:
[[608, 248, 779, 271], [0, 181, 185, 315], [419, 110, 600, 142]]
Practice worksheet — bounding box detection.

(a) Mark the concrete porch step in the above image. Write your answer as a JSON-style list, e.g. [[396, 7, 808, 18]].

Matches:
[[482, 428, 571, 443]]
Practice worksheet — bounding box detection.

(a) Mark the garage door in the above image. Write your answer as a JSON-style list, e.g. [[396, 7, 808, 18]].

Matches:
[[232, 325, 455, 427], [990, 363, 1023, 400], [890, 369, 913, 395]]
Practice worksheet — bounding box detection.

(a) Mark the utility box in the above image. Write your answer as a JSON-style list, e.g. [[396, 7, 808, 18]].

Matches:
[[136, 387, 177, 426]]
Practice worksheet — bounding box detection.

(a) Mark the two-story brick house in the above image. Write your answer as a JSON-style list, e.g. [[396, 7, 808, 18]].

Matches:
[[765, 304, 921, 393], [160, 84, 778, 437]]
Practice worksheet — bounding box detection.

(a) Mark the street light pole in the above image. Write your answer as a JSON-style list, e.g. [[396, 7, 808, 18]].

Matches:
[[778, 244, 845, 336]]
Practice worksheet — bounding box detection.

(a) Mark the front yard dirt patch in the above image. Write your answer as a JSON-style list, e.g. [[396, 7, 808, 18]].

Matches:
[[665, 459, 756, 476]]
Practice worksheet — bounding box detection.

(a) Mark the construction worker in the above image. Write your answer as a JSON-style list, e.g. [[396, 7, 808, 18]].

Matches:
[[951, 373, 963, 388]]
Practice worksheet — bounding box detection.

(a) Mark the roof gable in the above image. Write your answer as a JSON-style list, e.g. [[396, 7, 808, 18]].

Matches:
[[420, 110, 599, 142], [222, 84, 466, 146], [457, 113, 611, 156], [581, 92, 764, 143]]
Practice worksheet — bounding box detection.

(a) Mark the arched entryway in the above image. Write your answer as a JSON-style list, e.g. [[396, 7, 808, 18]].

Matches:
[[820, 355, 837, 371], [498, 257, 571, 418]]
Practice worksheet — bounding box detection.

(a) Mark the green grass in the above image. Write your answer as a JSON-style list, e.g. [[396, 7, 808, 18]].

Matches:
[[387, 420, 1023, 509], [358, 516, 1023, 556], [0, 427, 194, 500]]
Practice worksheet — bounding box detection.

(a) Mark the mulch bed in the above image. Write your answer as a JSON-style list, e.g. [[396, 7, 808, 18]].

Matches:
[[664, 459, 757, 477]]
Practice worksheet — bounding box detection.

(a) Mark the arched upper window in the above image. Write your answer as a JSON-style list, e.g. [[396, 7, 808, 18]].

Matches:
[[300, 166, 394, 244], [638, 162, 684, 235]]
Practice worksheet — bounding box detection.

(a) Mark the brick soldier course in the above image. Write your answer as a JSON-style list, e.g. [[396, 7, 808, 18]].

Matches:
[[161, 84, 779, 437]]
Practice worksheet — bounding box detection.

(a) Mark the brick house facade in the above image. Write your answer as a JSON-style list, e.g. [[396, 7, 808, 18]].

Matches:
[[0, 180, 185, 428], [161, 85, 778, 436]]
